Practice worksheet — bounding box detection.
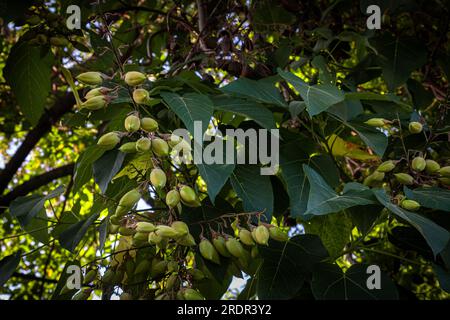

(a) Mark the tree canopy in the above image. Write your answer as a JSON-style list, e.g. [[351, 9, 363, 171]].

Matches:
[[0, 0, 449, 300]]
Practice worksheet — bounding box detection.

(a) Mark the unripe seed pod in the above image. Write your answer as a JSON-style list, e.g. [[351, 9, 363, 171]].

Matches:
[[409, 122, 423, 134], [400, 199, 421, 211], [377, 160, 396, 173], [136, 222, 156, 233], [213, 236, 232, 257], [124, 115, 141, 132], [199, 239, 220, 264], [425, 160, 440, 174], [155, 225, 179, 238], [124, 71, 146, 86], [110, 215, 121, 225], [133, 232, 149, 242], [239, 229, 255, 246], [171, 221, 189, 236], [225, 237, 245, 258], [76, 72, 103, 85], [438, 166, 450, 177], [109, 224, 119, 234], [132, 88, 150, 104], [102, 269, 116, 284], [254, 225, 270, 246], [439, 177, 450, 185], [269, 227, 289, 242], [37, 34, 47, 44], [81, 95, 107, 110], [176, 290, 185, 300], [136, 137, 151, 152], [183, 288, 205, 300], [120, 293, 133, 300], [119, 226, 135, 236], [166, 273, 178, 290], [177, 233, 196, 246], [167, 261, 179, 273], [84, 269, 97, 284], [150, 259, 168, 278], [135, 260, 151, 274], [152, 138, 169, 157], [150, 168, 167, 188], [369, 171, 385, 182], [180, 185, 196, 203], [97, 132, 120, 150], [119, 142, 137, 153], [166, 190, 181, 208], [50, 36, 69, 47], [119, 189, 141, 208], [188, 268, 206, 281], [85, 87, 109, 100], [72, 287, 92, 300], [26, 15, 41, 25], [251, 246, 259, 259], [394, 173, 414, 185], [411, 157, 426, 172], [148, 231, 163, 244], [140, 117, 158, 132], [113, 269, 125, 284], [365, 118, 387, 127]]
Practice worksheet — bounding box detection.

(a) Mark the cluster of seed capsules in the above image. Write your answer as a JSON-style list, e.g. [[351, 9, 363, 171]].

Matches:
[[364, 118, 450, 211], [70, 71, 290, 300]]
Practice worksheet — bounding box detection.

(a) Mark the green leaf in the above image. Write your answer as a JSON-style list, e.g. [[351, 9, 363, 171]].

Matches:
[[212, 96, 277, 129], [9, 186, 65, 226], [312, 263, 399, 300], [197, 163, 235, 204], [433, 264, 450, 293], [0, 251, 22, 287], [257, 235, 329, 299], [73, 145, 107, 193], [51, 260, 81, 300], [23, 209, 50, 244], [161, 91, 214, 141], [278, 69, 345, 116], [221, 77, 286, 107], [404, 187, 450, 212], [406, 79, 434, 110], [371, 35, 427, 90], [373, 189, 450, 256], [58, 213, 100, 252], [345, 121, 388, 156], [345, 91, 412, 110], [327, 99, 363, 121], [303, 165, 375, 216], [230, 165, 273, 221], [305, 212, 353, 258], [279, 142, 310, 217], [252, 0, 296, 31], [93, 149, 126, 194], [4, 41, 53, 125]]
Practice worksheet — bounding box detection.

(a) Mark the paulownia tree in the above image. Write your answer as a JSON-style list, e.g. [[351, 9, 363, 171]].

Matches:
[[0, 0, 449, 300]]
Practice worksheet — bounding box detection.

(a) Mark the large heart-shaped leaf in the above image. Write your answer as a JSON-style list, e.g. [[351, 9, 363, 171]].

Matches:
[[257, 235, 329, 299], [312, 263, 398, 300], [230, 165, 273, 221], [0, 251, 22, 287], [161, 91, 214, 140], [93, 149, 126, 194], [4, 41, 54, 125], [303, 165, 376, 216], [373, 189, 450, 256], [404, 187, 450, 212], [58, 213, 100, 252], [279, 69, 345, 116], [197, 163, 235, 204], [221, 77, 286, 107], [9, 186, 65, 226], [212, 96, 277, 129]]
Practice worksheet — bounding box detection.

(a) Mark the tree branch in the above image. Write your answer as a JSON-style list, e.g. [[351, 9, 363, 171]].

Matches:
[[0, 93, 75, 196], [0, 163, 74, 209], [12, 272, 58, 284]]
